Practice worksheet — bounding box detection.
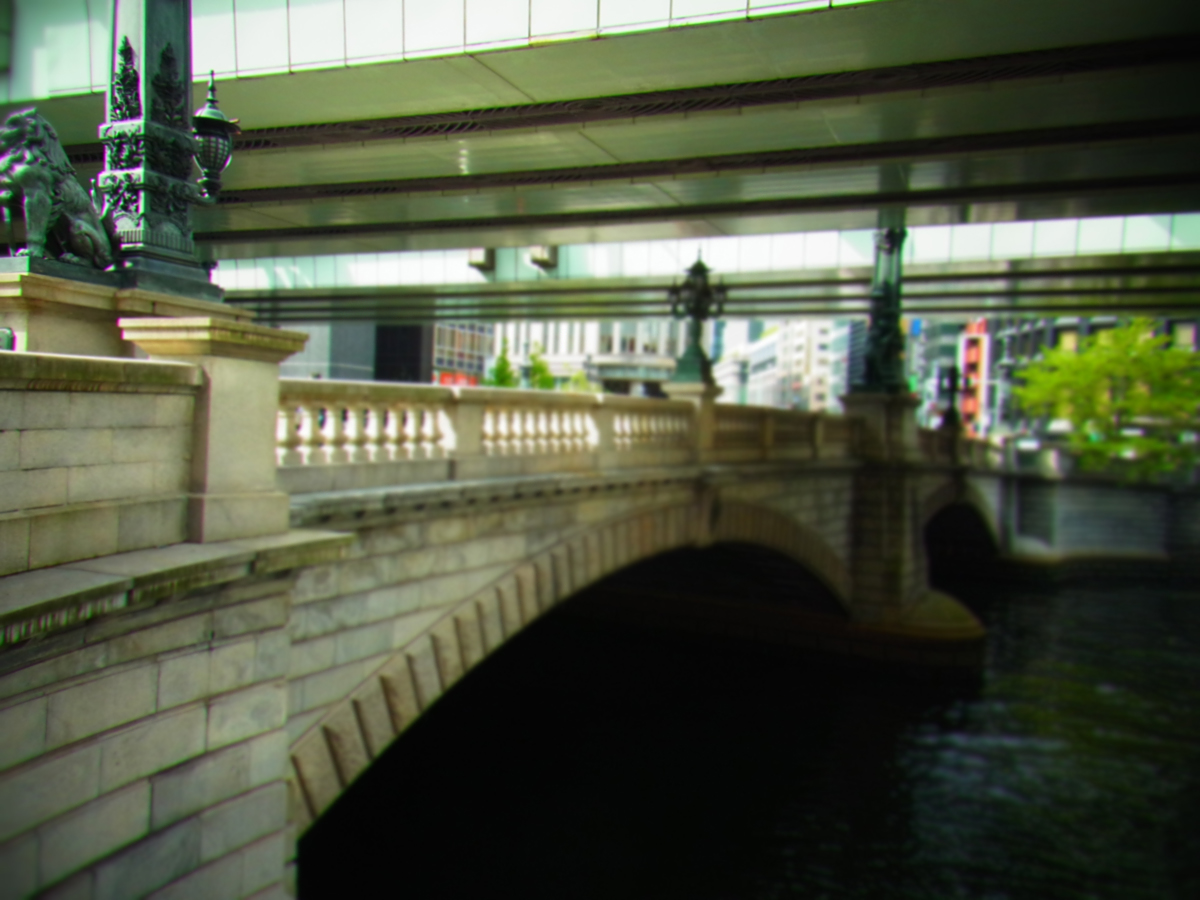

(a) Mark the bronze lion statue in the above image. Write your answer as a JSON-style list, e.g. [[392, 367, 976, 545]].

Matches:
[[0, 109, 117, 269]]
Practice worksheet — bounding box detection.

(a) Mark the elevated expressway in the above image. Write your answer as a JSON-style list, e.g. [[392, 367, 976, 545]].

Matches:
[[13, 0, 1200, 277]]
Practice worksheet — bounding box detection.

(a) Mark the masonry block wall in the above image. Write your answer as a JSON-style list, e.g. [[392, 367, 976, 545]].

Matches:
[[281, 468, 862, 838], [283, 477, 703, 822], [0, 355, 201, 577], [0, 560, 303, 899]]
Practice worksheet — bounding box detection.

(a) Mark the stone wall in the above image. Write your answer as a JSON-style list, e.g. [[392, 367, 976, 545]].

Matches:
[[0, 353, 201, 577], [280, 465, 859, 842], [0, 533, 346, 899]]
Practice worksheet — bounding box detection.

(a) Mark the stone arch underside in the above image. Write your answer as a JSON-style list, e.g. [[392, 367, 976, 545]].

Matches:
[[918, 477, 1002, 552], [708, 500, 851, 607], [287, 498, 851, 830]]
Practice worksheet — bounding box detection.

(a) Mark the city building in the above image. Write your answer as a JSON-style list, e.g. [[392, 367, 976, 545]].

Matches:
[[712, 319, 842, 411], [491, 319, 684, 394]]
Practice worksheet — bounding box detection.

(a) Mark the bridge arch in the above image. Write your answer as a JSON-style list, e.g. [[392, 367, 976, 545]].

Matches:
[[287, 499, 850, 829], [920, 480, 1001, 588], [919, 478, 1001, 550], [708, 501, 851, 608]]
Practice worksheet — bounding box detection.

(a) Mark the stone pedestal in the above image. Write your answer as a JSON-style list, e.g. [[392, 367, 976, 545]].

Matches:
[[663, 381, 722, 453], [842, 391, 984, 645], [840, 391, 922, 463], [0, 261, 250, 357], [121, 317, 308, 543]]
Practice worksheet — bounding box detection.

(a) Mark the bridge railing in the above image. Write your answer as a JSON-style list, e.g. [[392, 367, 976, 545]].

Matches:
[[709, 405, 859, 463], [917, 427, 1009, 470], [276, 380, 696, 493]]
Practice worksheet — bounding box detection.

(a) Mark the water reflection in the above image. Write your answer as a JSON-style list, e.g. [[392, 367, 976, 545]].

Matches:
[[301, 577, 1200, 899]]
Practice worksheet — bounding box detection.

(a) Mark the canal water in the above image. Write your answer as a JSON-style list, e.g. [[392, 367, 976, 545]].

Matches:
[[301, 554, 1200, 899]]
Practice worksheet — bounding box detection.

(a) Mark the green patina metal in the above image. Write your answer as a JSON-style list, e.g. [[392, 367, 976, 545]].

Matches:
[[855, 225, 909, 394], [669, 259, 726, 386]]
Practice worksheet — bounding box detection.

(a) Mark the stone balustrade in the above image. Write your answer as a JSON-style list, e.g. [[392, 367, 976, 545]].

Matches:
[[276, 381, 698, 493], [708, 405, 858, 463], [0, 348, 1027, 581], [275, 380, 887, 495]]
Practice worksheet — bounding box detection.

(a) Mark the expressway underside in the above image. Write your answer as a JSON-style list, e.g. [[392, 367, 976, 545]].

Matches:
[[226, 252, 1200, 323], [6, 0, 1197, 302]]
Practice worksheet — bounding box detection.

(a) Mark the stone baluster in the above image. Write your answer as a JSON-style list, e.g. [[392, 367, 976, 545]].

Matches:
[[493, 407, 509, 456], [481, 407, 497, 456], [528, 408, 541, 455], [297, 400, 324, 465], [403, 406, 422, 458], [361, 404, 384, 461], [417, 406, 437, 459], [520, 407, 534, 455], [534, 409, 550, 455], [319, 402, 347, 464], [379, 404, 401, 460], [433, 406, 449, 458], [500, 407, 517, 456], [277, 403, 304, 467], [518, 408, 531, 455], [573, 410, 588, 452], [546, 410, 563, 455], [344, 404, 368, 463]]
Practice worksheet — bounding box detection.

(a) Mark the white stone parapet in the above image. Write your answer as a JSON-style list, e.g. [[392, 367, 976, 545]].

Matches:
[[276, 381, 698, 492]]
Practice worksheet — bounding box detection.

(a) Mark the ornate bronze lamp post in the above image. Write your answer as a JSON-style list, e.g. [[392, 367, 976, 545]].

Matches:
[[855, 226, 908, 394], [669, 259, 726, 387], [94, 1, 239, 297], [938, 363, 965, 431]]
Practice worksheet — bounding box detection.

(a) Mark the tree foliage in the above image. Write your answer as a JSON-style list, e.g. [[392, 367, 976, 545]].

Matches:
[[483, 338, 519, 388], [1014, 318, 1200, 480], [563, 369, 601, 393], [528, 344, 556, 390]]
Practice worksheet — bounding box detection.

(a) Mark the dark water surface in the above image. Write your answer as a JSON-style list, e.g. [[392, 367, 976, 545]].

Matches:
[[302, 571, 1200, 899]]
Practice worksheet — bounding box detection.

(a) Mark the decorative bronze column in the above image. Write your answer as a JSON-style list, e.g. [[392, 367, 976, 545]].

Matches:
[[938, 363, 964, 431], [96, 0, 225, 298], [669, 259, 726, 386], [855, 225, 908, 394]]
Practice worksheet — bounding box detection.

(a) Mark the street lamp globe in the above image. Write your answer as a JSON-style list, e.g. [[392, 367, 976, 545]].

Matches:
[[193, 71, 240, 199]]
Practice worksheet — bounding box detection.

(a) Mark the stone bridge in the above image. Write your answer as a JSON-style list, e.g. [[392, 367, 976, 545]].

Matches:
[[1, 319, 1196, 899]]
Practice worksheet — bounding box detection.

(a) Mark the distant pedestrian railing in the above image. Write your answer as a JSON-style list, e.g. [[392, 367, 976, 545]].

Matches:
[[275, 381, 874, 494], [275, 381, 699, 494], [274, 379, 1059, 495], [708, 405, 859, 462]]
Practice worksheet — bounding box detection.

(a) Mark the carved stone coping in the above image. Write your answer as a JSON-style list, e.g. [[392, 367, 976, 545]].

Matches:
[[287, 461, 860, 530], [281, 378, 455, 406], [0, 530, 351, 649], [453, 386, 602, 408], [278, 379, 695, 416], [119, 317, 309, 363], [290, 466, 706, 529], [0, 349, 201, 393], [0, 272, 252, 321]]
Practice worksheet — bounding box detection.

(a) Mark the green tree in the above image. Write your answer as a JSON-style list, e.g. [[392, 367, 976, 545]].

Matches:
[[528, 343, 556, 390], [483, 338, 519, 388], [563, 369, 601, 393], [1014, 318, 1200, 481]]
